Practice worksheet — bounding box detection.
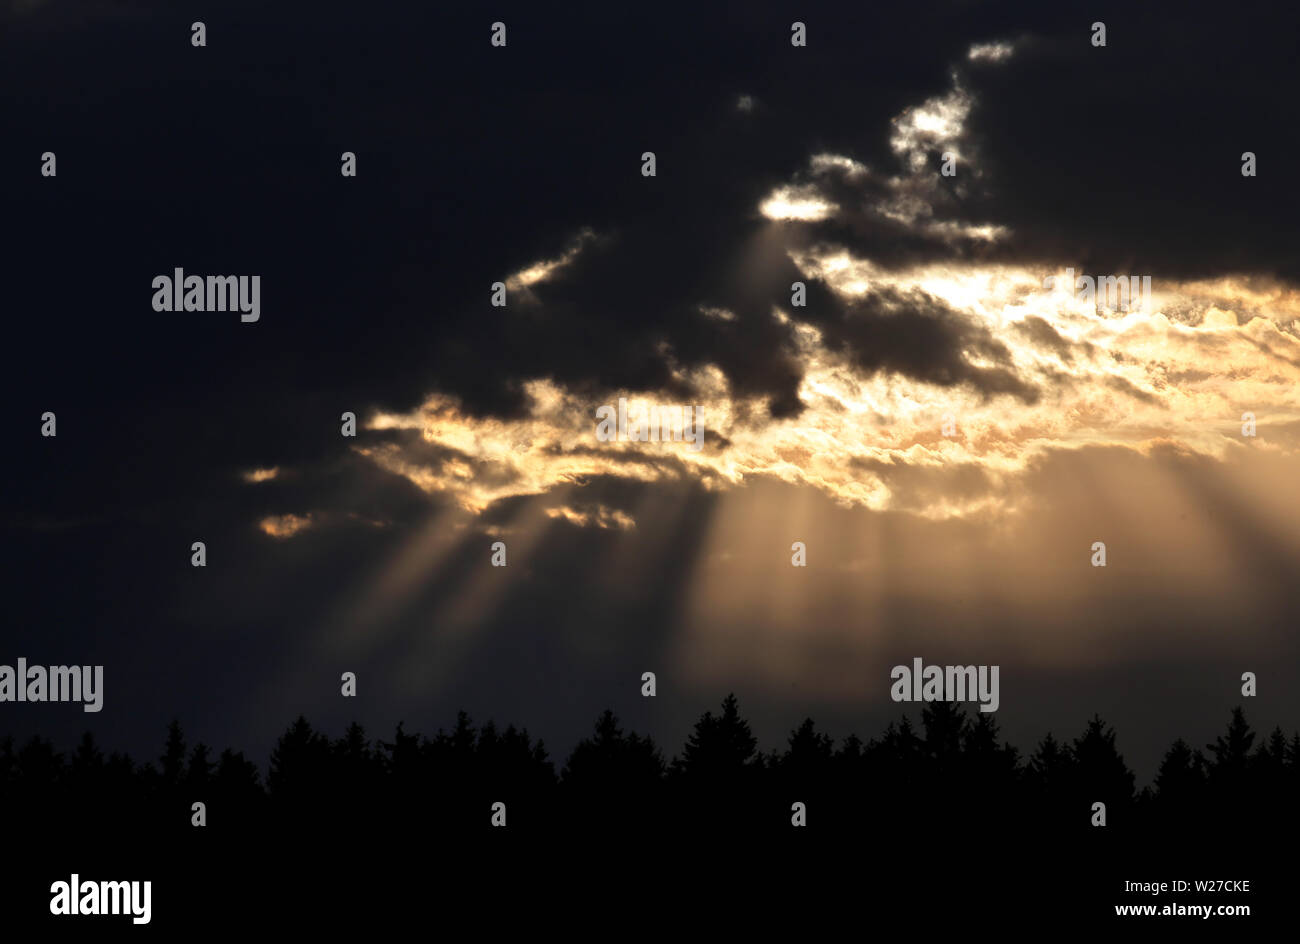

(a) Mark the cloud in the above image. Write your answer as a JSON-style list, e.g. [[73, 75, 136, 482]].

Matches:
[[760, 185, 837, 221], [504, 228, 599, 298], [259, 513, 314, 539], [546, 504, 637, 531], [343, 260, 1299, 526], [967, 41, 1015, 63]]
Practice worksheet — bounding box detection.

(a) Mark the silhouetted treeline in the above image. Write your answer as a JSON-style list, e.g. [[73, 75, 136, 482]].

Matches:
[[4, 700, 1297, 836]]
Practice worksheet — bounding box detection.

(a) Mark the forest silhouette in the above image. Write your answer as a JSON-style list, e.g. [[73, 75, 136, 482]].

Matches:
[[4, 697, 1296, 837]]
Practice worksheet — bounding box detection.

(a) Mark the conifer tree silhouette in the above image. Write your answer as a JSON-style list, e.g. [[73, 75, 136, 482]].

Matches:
[[378, 720, 426, 818], [960, 710, 1020, 827], [1253, 726, 1291, 830], [426, 711, 478, 822], [1206, 706, 1255, 777], [70, 730, 104, 779], [921, 701, 966, 771], [917, 701, 969, 822], [1027, 732, 1073, 827], [569, 710, 665, 780], [674, 693, 759, 826], [268, 716, 332, 827], [7, 736, 65, 829], [185, 742, 213, 792], [1150, 737, 1206, 829], [68, 731, 107, 821], [676, 694, 758, 778], [3, 701, 1300, 838], [378, 721, 422, 780], [868, 715, 923, 825], [563, 709, 665, 829], [772, 717, 835, 825], [1070, 716, 1135, 828], [1205, 706, 1257, 830], [831, 732, 871, 829], [778, 718, 834, 777], [160, 719, 187, 790], [473, 720, 554, 825], [331, 722, 377, 825], [213, 747, 263, 827]]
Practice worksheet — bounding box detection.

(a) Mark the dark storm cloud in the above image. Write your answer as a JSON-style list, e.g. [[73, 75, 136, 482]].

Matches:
[[815, 284, 1040, 402], [0, 3, 1197, 454], [1011, 314, 1094, 363], [5, 1, 1295, 459], [879, 3, 1300, 283], [1, 0, 1017, 452]]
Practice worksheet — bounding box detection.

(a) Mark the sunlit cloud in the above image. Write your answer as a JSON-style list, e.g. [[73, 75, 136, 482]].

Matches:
[[968, 41, 1015, 63], [505, 228, 598, 295], [889, 84, 972, 172], [809, 153, 869, 178], [350, 41, 1300, 530], [762, 68, 1000, 246], [355, 257, 1300, 524], [699, 304, 738, 322], [546, 504, 637, 530], [259, 513, 313, 539], [760, 185, 836, 221]]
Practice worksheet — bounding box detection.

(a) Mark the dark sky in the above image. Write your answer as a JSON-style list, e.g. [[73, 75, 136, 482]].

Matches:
[[3, 0, 1298, 782]]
